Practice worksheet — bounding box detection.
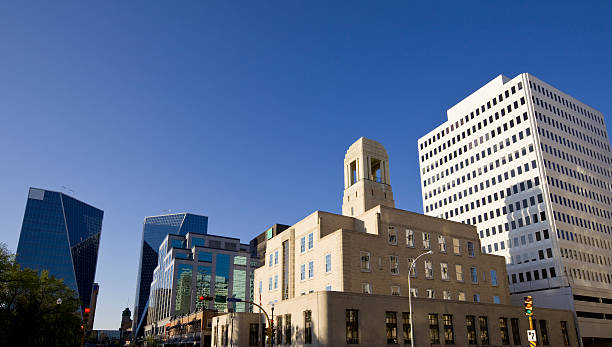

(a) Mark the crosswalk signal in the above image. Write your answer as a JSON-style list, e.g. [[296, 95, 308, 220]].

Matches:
[[524, 296, 533, 316]]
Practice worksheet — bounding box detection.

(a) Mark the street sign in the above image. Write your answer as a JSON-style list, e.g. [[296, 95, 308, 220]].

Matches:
[[227, 297, 243, 303], [527, 329, 537, 341]]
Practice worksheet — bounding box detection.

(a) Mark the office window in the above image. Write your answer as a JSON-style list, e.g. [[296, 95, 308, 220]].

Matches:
[[325, 254, 332, 273], [426, 288, 435, 298], [268, 277, 272, 291], [274, 275, 278, 289], [308, 233, 314, 249], [274, 251, 278, 265], [511, 318, 521, 345], [466, 316, 477, 344], [440, 262, 449, 280], [428, 314, 440, 344], [304, 310, 312, 344], [308, 261, 314, 278], [300, 264, 305, 280], [388, 226, 397, 245], [453, 238, 461, 254], [458, 291, 466, 301], [471, 267, 478, 283], [467, 241, 475, 256], [410, 288, 418, 298], [499, 318, 510, 345], [300, 237, 306, 253], [390, 255, 399, 275], [539, 320, 549, 345], [456, 264, 464, 282], [360, 251, 371, 271], [443, 314, 454, 344], [406, 229, 415, 247], [269, 254, 273, 267], [490, 270, 498, 286], [391, 285, 401, 296], [493, 296, 500, 304], [561, 321, 570, 345], [443, 290, 451, 300], [438, 235, 447, 252], [386, 311, 398, 344], [473, 293, 480, 302], [479, 316, 489, 344], [285, 314, 291, 344], [402, 313, 411, 344], [423, 232, 431, 249], [346, 309, 359, 344], [362, 282, 371, 294], [425, 260, 433, 279]]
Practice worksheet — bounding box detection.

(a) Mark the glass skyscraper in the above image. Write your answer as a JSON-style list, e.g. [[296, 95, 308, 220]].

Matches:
[[16, 187, 104, 315], [133, 213, 208, 337]]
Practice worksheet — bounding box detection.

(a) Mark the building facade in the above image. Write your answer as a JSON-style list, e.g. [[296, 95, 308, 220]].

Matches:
[[417, 73, 612, 344], [145, 232, 259, 338], [133, 213, 209, 337], [16, 187, 104, 317], [88, 282, 100, 331], [249, 224, 290, 267]]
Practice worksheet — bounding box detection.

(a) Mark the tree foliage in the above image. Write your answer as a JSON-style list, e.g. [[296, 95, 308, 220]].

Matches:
[[0, 243, 84, 346]]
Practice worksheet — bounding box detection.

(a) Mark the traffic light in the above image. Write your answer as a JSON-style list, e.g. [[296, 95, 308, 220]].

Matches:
[[83, 307, 91, 326], [199, 295, 214, 301], [524, 296, 533, 316]]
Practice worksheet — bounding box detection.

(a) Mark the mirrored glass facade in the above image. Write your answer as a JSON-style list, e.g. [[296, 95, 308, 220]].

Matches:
[[16, 188, 103, 315], [133, 213, 208, 336]]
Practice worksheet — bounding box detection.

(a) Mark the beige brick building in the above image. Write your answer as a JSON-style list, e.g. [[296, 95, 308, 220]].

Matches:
[[212, 137, 579, 346]]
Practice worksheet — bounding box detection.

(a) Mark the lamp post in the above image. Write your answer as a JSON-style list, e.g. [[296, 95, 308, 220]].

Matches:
[[408, 250, 432, 347]]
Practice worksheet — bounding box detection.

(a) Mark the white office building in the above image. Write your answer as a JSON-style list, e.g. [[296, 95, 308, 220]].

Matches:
[[418, 73, 611, 345]]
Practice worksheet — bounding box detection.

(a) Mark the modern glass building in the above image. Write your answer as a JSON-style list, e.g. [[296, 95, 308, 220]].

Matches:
[[133, 213, 208, 337], [145, 232, 258, 336], [16, 187, 104, 316]]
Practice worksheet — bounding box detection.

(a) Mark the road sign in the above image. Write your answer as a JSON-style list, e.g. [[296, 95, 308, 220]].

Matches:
[[527, 329, 537, 341], [227, 297, 243, 303]]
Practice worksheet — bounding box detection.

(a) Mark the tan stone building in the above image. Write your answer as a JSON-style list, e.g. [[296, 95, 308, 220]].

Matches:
[[212, 137, 580, 346]]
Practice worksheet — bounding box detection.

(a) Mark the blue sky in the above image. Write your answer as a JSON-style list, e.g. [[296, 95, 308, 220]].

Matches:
[[1, 1, 610, 329]]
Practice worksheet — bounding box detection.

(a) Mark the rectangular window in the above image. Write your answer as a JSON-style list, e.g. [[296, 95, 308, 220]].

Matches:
[[249, 323, 259, 346], [391, 285, 401, 296], [560, 321, 570, 345], [388, 226, 397, 245], [428, 314, 440, 344], [453, 238, 460, 254], [402, 313, 411, 344], [274, 251, 278, 265], [479, 316, 489, 344], [456, 264, 464, 282], [386, 311, 398, 344], [308, 233, 314, 249], [540, 320, 549, 345], [443, 314, 454, 344], [467, 241, 475, 256], [274, 275, 278, 289], [499, 318, 510, 345], [304, 310, 312, 344], [494, 296, 500, 304], [346, 309, 359, 344], [308, 261, 314, 278], [390, 255, 399, 275], [423, 232, 431, 249], [407, 258, 416, 277], [300, 264, 305, 281], [458, 291, 466, 301], [426, 288, 435, 298], [269, 254, 273, 267], [300, 237, 306, 253], [438, 235, 447, 252], [285, 314, 291, 344], [466, 315, 477, 344], [276, 316, 282, 344], [511, 318, 521, 345], [440, 262, 449, 280], [471, 267, 478, 283], [490, 269, 498, 286], [425, 260, 433, 279], [361, 282, 371, 294], [325, 254, 331, 273], [268, 277, 272, 291], [406, 229, 414, 247], [443, 290, 451, 300], [360, 251, 370, 271]]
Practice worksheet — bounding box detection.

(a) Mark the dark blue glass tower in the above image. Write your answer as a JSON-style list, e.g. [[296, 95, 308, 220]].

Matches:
[[132, 213, 208, 337], [16, 188, 104, 315]]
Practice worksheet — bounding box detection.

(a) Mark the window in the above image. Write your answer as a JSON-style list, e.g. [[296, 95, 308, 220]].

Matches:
[[402, 313, 411, 344], [346, 310, 359, 344], [539, 320, 549, 345], [490, 270, 498, 286], [304, 311, 312, 344], [325, 254, 331, 273], [285, 314, 291, 344], [423, 232, 431, 249], [276, 316, 282, 344], [406, 229, 414, 247], [511, 318, 521, 345], [473, 293, 480, 302], [443, 290, 451, 300], [466, 316, 477, 345], [453, 238, 460, 254], [268, 277, 272, 291], [441, 262, 449, 280], [274, 275, 278, 289], [249, 323, 259, 346], [386, 311, 398, 344], [443, 314, 454, 344], [360, 251, 370, 271], [499, 318, 510, 345], [438, 235, 447, 252], [428, 314, 440, 344], [308, 261, 314, 278], [407, 258, 416, 277], [467, 241, 475, 256], [274, 251, 278, 265], [300, 237, 306, 253], [425, 260, 433, 279], [391, 285, 401, 296], [362, 282, 371, 294], [560, 321, 570, 345], [390, 255, 399, 275], [458, 291, 466, 301], [308, 233, 314, 249], [471, 267, 478, 283], [388, 226, 397, 245], [426, 288, 435, 298], [493, 296, 500, 304], [269, 254, 273, 267], [479, 316, 489, 344], [300, 264, 305, 281], [456, 264, 464, 282]]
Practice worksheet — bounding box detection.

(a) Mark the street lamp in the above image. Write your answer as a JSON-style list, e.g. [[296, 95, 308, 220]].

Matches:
[[408, 250, 432, 347]]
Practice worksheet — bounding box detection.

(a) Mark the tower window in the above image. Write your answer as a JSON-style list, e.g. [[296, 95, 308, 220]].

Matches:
[[371, 158, 382, 183], [350, 161, 357, 185]]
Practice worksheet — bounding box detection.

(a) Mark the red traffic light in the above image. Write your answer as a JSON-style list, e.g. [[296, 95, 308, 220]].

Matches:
[[199, 296, 213, 301], [80, 325, 84, 330], [84, 307, 91, 313]]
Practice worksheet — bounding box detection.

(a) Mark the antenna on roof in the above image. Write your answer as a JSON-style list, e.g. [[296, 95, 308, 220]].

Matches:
[[60, 186, 76, 195]]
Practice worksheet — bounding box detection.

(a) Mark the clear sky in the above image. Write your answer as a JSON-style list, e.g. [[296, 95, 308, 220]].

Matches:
[[1, 1, 610, 329]]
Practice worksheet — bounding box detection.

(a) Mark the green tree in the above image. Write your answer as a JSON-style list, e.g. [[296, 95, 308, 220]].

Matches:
[[0, 243, 83, 346]]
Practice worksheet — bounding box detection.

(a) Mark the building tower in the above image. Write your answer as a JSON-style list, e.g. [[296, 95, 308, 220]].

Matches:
[[16, 187, 104, 317], [417, 73, 612, 344], [132, 213, 208, 338], [342, 137, 395, 216]]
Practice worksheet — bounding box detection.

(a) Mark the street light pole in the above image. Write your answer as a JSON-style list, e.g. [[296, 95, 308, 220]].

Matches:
[[408, 250, 432, 347]]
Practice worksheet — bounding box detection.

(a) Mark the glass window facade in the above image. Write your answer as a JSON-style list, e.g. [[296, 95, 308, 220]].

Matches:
[[214, 253, 230, 312]]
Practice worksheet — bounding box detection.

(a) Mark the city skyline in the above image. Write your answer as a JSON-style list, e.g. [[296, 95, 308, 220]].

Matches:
[[1, 1, 612, 330]]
